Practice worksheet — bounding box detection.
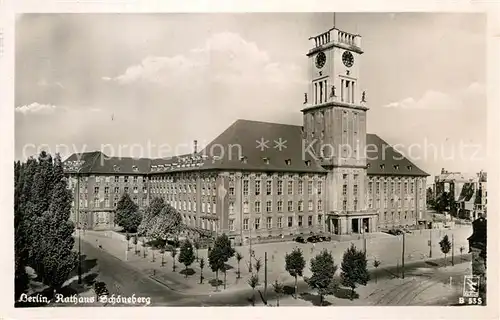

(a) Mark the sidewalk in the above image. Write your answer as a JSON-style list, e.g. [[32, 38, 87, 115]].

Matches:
[[81, 226, 472, 296]]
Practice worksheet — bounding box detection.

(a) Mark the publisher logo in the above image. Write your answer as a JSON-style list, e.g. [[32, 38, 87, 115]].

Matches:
[[463, 275, 480, 298]]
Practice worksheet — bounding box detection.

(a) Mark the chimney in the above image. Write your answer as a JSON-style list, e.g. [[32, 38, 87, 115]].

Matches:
[[193, 140, 198, 155]]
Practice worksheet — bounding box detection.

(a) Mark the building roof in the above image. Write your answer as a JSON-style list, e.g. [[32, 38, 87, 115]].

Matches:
[[435, 172, 478, 183], [63, 119, 429, 176]]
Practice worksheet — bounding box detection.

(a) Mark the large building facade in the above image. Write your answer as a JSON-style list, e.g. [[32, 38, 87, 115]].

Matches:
[[64, 26, 429, 243]]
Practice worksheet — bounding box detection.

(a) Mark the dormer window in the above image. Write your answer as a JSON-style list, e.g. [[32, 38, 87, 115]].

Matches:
[[394, 165, 400, 170], [113, 165, 121, 172], [263, 157, 270, 165], [305, 160, 311, 167], [367, 163, 371, 168], [380, 164, 385, 170], [407, 165, 412, 171], [240, 156, 248, 164], [285, 159, 292, 166]]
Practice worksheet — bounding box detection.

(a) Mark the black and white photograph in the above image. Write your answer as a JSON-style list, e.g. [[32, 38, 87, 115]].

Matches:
[[2, 5, 498, 319]]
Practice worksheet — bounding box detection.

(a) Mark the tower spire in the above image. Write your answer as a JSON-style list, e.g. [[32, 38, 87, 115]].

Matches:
[[333, 13, 336, 28]]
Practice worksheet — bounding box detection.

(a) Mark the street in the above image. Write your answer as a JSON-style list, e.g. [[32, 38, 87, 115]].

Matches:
[[77, 238, 472, 307]]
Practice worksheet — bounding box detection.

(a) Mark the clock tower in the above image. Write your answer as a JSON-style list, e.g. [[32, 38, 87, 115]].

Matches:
[[302, 27, 377, 235]]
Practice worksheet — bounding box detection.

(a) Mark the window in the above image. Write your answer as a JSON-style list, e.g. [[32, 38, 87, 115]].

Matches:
[[105, 198, 110, 207], [243, 201, 249, 213], [104, 187, 109, 194], [308, 200, 313, 211], [298, 200, 303, 212], [317, 181, 323, 195], [255, 180, 261, 195], [114, 187, 119, 193], [404, 182, 408, 194], [318, 200, 323, 212], [288, 216, 293, 227], [207, 202, 211, 213], [288, 201, 293, 212], [318, 214, 323, 225], [202, 202, 205, 213], [243, 180, 249, 196], [376, 182, 380, 195], [277, 200, 283, 212], [342, 200, 347, 211], [133, 176, 138, 183], [133, 186, 138, 193], [133, 197, 138, 204], [143, 187, 147, 193], [94, 198, 99, 208], [94, 187, 99, 194], [229, 187, 235, 195], [266, 200, 272, 213], [229, 219, 235, 231], [298, 216, 303, 227], [95, 176, 100, 183], [124, 187, 129, 193], [254, 218, 260, 230], [298, 181, 303, 194], [142, 198, 147, 207], [278, 217, 283, 228], [276, 180, 283, 195], [353, 185, 358, 196], [383, 182, 387, 194], [229, 202, 234, 214], [308, 216, 313, 226], [308, 181, 313, 195], [266, 180, 272, 195], [266, 217, 272, 229], [255, 201, 261, 213], [342, 185, 347, 196], [354, 199, 358, 211], [243, 218, 249, 230], [114, 176, 119, 183], [368, 182, 373, 194], [287, 181, 293, 195], [343, 174, 348, 180]]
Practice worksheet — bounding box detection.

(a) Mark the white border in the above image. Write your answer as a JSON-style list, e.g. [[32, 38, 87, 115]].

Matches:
[[1, 1, 499, 320]]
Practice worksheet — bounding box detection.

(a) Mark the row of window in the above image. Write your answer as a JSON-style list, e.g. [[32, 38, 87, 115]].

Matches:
[[234, 179, 323, 196], [368, 198, 421, 209], [235, 214, 324, 231], [379, 210, 417, 221], [368, 181, 422, 195], [94, 176, 146, 184], [230, 199, 324, 214], [90, 186, 148, 194]]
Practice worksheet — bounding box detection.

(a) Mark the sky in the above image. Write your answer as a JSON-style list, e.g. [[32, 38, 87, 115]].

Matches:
[[14, 13, 487, 178]]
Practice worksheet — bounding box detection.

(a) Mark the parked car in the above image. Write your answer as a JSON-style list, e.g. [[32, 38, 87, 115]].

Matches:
[[294, 236, 306, 243], [388, 229, 404, 236], [307, 236, 320, 243], [319, 236, 332, 242]]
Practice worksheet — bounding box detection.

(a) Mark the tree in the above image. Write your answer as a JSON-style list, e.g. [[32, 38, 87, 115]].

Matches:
[[199, 258, 205, 284], [209, 234, 235, 290], [426, 187, 435, 209], [138, 199, 185, 241], [307, 249, 337, 306], [459, 246, 465, 261], [115, 193, 141, 233], [125, 233, 131, 251], [247, 274, 259, 306], [178, 240, 196, 278], [285, 247, 306, 299], [373, 259, 381, 283], [439, 235, 451, 266], [133, 235, 139, 255], [272, 280, 284, 307], [235, 252, 243, 279], [194, 238, 200, 262], [340, 244, 370, 300], [254, 257, 262, 277], [171, 248, 178, 272]]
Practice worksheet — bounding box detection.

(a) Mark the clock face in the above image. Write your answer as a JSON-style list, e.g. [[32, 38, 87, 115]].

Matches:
[[342, 51, 354, 68], [315, 52, 326, 69]]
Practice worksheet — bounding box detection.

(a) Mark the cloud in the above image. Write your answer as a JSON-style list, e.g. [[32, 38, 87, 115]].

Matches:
[[104, 32, 304, 87], [37, 79, 65, 89], [383, 82, 485, 110], [15, 103, 58, 115]]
